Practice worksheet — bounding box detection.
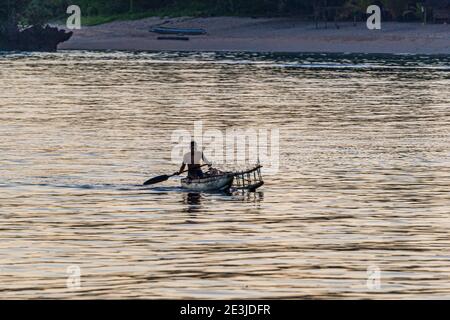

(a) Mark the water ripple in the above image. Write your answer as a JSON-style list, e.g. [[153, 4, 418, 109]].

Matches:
[[0, 51, 449, 299]]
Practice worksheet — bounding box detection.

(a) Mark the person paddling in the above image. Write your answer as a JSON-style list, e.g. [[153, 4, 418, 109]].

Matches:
[[178, 141, 211, 179]]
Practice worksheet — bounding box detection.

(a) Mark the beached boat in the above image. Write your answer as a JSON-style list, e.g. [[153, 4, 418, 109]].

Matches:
[[150, 27, 207, 36], [181, 173, 235, 192], [157, 36, 190, 41]]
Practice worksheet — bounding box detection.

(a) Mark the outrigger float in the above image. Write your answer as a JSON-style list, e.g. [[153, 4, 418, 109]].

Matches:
[[181, 165, 264, 193]]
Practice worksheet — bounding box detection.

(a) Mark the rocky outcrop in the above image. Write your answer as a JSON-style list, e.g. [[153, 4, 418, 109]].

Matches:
[[0, 25, 73, 52]]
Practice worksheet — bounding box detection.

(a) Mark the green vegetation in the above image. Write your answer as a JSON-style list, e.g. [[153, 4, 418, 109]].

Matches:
[[74, 0, 311, 17], [80, 12, 152, 26], [1, 0, 65, 31], [79, 4, 216, 26], [0, 0, 445, 29], [0, 0, 71, 49], [64, 0, 441, 21]]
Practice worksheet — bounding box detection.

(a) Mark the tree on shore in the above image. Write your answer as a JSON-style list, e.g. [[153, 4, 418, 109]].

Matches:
[[0, 0, 50, 32], [0, 0, 73, 51]]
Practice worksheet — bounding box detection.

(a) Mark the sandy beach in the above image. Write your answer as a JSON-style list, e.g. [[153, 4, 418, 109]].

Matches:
[[59, 16, 450, 54]]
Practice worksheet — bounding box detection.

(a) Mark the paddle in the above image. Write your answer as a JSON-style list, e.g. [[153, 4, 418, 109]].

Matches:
[[143, 164, 209, 186]]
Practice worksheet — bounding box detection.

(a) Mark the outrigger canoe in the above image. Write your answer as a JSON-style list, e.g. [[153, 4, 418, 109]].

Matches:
[[150, 27, 207, 36], [143, 165, 264, 192]]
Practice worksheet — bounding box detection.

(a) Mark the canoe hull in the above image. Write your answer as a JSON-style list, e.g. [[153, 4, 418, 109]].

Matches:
[[181, 174, 234, 192]]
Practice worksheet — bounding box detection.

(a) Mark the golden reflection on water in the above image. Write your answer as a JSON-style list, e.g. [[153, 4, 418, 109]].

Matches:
[[0, 51, 449, 299]]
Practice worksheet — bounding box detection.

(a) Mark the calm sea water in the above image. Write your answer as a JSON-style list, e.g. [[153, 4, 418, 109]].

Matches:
[[0, 51, 449, 299]]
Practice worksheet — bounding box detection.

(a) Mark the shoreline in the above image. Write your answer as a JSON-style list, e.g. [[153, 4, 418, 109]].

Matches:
[[56, 48, 450, 57], [59, 17, 450, 55]]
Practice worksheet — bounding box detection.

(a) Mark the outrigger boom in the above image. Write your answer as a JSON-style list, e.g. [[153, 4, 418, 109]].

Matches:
[[231, 165, 264, 192]]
